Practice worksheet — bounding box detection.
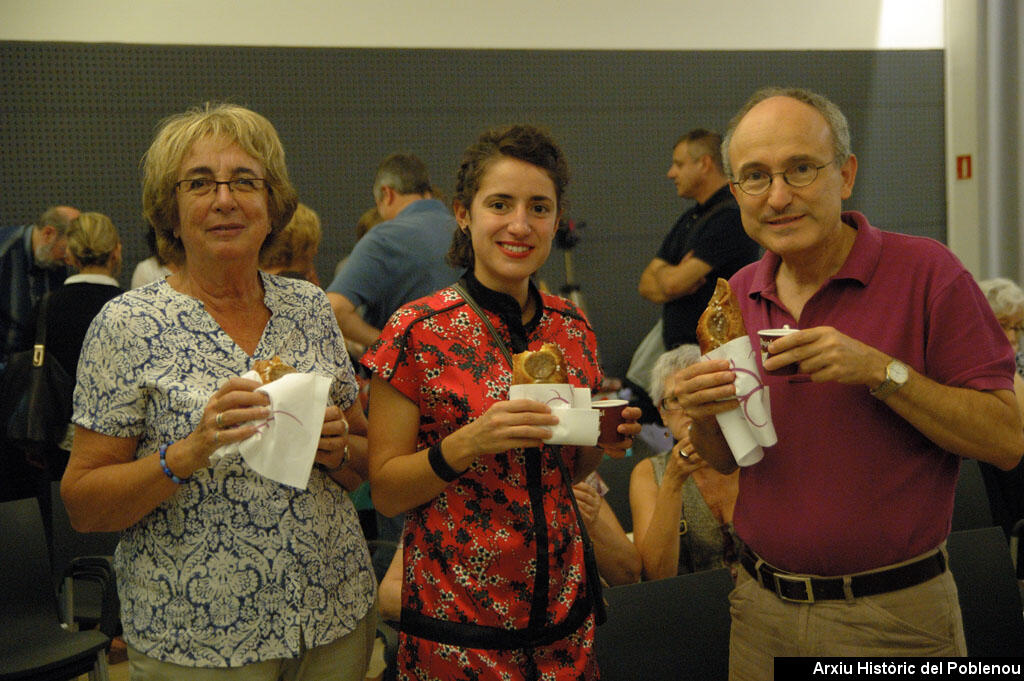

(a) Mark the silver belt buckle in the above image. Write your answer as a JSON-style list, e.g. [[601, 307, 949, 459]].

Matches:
[[773, 573, 815, 603]]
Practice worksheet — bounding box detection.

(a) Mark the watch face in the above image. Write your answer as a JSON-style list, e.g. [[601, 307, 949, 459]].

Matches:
[[890, 361, 909, 383]]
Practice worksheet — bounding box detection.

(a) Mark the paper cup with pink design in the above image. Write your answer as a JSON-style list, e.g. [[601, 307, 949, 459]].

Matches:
[[702, 336, 777, 466], [508, 383, 599, 446]]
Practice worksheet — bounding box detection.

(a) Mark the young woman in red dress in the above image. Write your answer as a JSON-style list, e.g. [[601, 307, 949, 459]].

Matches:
[[363, 124, 640, 680]]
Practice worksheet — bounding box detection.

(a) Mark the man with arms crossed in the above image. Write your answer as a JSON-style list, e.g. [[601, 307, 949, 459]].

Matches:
[[676, 87, 1023, 675], [639, 129, 758, 349]]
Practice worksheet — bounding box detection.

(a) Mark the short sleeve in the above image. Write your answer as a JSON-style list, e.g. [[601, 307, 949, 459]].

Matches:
[[325, 232, 391, 307], [360, 303, 423, 404], [73, 299, 147, 437]]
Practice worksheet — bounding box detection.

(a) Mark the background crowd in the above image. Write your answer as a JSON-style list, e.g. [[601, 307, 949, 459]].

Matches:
[[1, 85, 1023, 680]]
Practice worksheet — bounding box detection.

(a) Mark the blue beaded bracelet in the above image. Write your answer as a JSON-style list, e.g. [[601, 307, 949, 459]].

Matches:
[[158, 443, 187, 484]]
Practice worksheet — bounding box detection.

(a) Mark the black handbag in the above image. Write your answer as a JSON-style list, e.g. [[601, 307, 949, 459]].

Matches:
[[0, 292, 75, 453]]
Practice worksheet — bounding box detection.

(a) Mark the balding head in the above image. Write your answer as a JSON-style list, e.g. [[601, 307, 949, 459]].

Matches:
[[37, 205, 80, 236], [32, 205, 79, 268]]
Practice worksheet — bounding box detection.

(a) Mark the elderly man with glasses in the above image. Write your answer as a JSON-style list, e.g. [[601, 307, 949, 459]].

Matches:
[[673, 87, 1023, 676]]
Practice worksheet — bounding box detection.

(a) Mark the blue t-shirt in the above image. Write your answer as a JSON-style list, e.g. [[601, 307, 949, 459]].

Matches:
[[326, 199, 460, 329]]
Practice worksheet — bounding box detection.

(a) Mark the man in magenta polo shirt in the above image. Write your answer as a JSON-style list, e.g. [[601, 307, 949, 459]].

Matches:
[[676, 87, 1024, 676]]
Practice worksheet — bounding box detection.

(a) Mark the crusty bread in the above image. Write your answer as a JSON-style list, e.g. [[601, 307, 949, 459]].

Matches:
[[252, 356, 297, 383], [512, 343, 568, 384], [696, 278, 747, 355]]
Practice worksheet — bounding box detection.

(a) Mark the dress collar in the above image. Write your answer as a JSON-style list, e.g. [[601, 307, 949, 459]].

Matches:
[[461, 270, 544, 352], [64, 273, 120, 287]]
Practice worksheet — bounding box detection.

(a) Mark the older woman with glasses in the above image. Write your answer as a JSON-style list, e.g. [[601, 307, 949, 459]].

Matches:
[[629, 344, 739, 580], [61, 104, 376, 679]]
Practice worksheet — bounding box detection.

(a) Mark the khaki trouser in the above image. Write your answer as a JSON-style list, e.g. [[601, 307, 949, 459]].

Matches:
[[728, 551, 966, 681], [127, 610, 376, 681]]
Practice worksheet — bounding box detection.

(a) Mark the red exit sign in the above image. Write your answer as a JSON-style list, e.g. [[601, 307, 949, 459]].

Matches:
[[956, 155, 972, 180]]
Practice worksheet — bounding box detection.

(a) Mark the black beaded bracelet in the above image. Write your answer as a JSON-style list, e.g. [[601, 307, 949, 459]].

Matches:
[[428, 441, 461, 482]]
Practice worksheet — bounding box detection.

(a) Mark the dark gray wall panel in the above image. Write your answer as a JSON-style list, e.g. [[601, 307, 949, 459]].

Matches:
[[0, 42, 944, 378]]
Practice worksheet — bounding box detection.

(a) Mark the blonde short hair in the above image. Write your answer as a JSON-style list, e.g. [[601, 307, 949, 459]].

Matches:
[[260, 203, 321, 270], [66, 212, 120, 267], [141, 103, 298, 265]]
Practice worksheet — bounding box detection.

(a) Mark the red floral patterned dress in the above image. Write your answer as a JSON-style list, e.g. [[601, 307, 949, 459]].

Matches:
[[362, 275, 603, 681]]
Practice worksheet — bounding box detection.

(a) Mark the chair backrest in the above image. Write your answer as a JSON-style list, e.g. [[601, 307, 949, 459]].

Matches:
[[595, 568, 733, 681], [947, 526, 1024, 656], [952, 458, 995, 531], [0, 497, 61, 629]]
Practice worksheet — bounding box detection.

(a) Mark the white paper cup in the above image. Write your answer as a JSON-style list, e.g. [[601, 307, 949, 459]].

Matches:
[[509, 383, 575, 407], [545, 408, 600, 446]]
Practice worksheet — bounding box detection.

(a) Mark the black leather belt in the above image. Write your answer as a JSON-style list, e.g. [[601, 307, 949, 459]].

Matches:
[[739, 545, 946, 603]]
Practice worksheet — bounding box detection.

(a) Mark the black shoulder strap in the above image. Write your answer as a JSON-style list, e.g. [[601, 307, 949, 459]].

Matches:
[[31, 291, 54, 367], [451, 282, 514, 366]]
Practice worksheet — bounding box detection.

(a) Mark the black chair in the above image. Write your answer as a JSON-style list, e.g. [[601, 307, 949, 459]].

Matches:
[[948, 525, 1024, 656], [48, 481, 120, 637], [0, 497, 110, 680], [595, 568, 733, 681], [1012, 518, 1024, 580], [952, 458, 995, 531]]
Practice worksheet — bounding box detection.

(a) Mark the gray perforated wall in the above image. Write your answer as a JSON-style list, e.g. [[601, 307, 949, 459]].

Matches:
[[0, 42, 944, 377]]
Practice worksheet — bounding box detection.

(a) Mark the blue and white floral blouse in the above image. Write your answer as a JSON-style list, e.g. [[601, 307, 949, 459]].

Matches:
[[73, 273, 376, 667]]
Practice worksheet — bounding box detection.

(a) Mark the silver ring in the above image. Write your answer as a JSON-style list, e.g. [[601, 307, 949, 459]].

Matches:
[[214, 431, 220, 446], [216, 413, 224, 428]]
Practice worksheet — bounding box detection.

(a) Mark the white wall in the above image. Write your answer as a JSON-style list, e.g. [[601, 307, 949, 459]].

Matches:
[[0, 0, 943, 50]]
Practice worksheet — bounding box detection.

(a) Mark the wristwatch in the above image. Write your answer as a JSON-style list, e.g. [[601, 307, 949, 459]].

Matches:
[[870, 359, 909, 399]]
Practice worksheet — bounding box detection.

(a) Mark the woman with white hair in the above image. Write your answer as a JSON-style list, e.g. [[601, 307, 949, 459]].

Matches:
[[629, 344, 739, 580], [976, 277, 1024, 538], [978, 277, 1024, 417]]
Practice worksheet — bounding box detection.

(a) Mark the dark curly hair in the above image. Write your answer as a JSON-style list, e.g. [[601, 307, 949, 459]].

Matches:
[[447, 124, 569, 269]]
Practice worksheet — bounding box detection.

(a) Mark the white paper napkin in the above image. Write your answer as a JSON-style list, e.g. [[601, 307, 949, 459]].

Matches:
[[210, 370, 332, 489], [508, 384, 599, 446], [703, 336, 777, 466]]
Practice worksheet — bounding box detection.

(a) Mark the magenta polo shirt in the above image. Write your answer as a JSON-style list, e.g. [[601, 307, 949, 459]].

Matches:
[[730, 211, 1014, 575]]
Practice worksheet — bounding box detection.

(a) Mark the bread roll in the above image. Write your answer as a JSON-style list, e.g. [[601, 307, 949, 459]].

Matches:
[[696, 278, 747, 355], [512, 343, 568, 384], [252, 356, 296, 383]]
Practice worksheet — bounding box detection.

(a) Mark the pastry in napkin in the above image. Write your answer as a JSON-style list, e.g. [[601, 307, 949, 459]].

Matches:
[[209, 367, 332, 489]]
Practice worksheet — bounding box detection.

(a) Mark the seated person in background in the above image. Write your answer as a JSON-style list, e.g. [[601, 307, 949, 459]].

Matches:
[[260, 202, 322, 285], [977, 277, 1024, 537], [630, 344, 739, 580], [572, 471, 643, 586], [130, 224, 178, 288], [979, 277, 1024, 420]]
